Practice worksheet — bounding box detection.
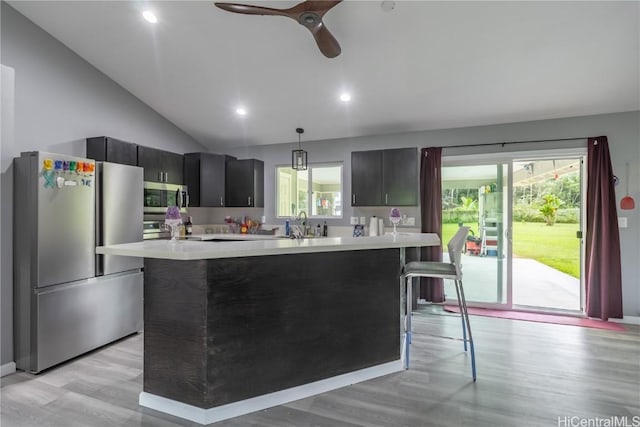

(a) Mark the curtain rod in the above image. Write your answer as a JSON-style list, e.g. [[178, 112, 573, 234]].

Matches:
[[443, 137, 589, 149]]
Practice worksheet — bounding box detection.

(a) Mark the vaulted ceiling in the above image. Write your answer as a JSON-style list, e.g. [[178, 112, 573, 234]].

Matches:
[[8, 1, 639, 150]]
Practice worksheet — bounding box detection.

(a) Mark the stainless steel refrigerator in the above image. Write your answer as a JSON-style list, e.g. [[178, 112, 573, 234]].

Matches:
[[14, 152, 143, 373]]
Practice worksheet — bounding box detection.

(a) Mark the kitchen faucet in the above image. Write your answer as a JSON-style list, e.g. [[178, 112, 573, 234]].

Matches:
[[292, 210, 309, 237]]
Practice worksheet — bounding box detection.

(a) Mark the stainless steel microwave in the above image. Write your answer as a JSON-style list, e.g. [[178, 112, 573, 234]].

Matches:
[[144, 182, 188, 214]]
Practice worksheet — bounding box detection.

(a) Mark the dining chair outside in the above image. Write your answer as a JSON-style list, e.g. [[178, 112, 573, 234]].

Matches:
[[402, 226, 476, 381]]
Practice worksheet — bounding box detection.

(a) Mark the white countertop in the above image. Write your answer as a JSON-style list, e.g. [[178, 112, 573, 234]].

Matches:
[[96, 233, 440, 260], [186, 233, 281, 241]]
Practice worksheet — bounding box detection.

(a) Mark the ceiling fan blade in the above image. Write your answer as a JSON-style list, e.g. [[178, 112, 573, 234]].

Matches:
[[303, 0, 343, 16], [215, 0, 343, 58], [310, 23, 341, 58], [214, 3, 289, 17]]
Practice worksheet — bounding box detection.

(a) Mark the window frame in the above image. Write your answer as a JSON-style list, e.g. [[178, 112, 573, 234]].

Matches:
[[275, 162, 343, 219]]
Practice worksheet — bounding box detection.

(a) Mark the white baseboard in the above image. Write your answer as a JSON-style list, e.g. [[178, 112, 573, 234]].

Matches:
[[1, 362, 16, 377], [611, 316, 640, 325], [140, 360, 403, 425]]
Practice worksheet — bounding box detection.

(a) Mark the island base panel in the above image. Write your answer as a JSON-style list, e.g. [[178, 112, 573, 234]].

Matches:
[[143, 248, 401, 409]]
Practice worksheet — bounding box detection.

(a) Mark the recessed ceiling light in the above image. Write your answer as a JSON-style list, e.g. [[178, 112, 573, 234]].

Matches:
[[236, 107, 247, 116], [339, 93, 351, 102], [142, 11, 158, 24]]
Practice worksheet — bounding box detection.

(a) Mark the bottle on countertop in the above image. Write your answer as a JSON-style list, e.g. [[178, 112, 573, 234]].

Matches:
[[316, 223, 322, 237], [185, 216, 193, 236], [322, 221, 328, 237]]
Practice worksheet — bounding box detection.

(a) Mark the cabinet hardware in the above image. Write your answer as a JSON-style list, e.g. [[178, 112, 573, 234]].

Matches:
[[352, 194, 356, 205], [248, 196, 252, 206], [220, 196, 224, 206], [385, 193, 388, 204]]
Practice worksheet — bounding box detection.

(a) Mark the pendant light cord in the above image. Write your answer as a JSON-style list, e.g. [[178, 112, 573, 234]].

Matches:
[[296, 127, 304, 150]]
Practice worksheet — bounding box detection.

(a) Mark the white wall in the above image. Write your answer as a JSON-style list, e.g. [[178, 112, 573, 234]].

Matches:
[[228, 111, 640, 317], [1, 64, 16, 374], [0, 3, 206, 368]]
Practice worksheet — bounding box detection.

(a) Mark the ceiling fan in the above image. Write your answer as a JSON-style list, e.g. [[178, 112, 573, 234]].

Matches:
[[214, 0, 343, 58]]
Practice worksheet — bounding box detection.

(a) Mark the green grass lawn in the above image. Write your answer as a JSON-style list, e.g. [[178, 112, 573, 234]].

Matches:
[[442, 222, 580, 278]]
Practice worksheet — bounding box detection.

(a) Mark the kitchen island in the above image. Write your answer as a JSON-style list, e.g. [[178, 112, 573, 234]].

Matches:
[[97, 233, 440, 424]]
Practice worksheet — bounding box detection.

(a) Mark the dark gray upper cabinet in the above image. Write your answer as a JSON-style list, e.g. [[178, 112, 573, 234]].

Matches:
[[351, 147, 417, 206], [86, 136, 137, 166], [184, 153, 228, 207], [137, 146, 183, 184], [225, 158, 264, 207], [382, 148, 418, 206], [351, 150, 383, 206]]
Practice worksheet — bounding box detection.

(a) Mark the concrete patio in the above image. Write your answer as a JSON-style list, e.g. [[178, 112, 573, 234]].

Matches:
[[441, 252, 582, 311]]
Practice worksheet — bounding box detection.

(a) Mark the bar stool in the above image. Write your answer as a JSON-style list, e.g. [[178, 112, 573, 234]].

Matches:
[[402, 226, 476, 381]]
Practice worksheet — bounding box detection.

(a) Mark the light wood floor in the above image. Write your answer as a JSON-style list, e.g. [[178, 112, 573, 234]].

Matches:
[[2, 308, 639, 427]]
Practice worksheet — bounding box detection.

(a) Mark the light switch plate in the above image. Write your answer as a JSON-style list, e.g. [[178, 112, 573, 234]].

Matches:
[[350, 216, 358, 225], [359, 216, 366, 225], [618, 217, 628, 228], [404, 217, 415, 226]]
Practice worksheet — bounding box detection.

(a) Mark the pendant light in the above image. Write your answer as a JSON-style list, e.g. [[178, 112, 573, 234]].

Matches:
[[291, 127, 308, 171]]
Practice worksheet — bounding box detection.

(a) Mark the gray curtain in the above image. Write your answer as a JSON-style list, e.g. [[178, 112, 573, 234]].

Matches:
[[586, 136, 623, 320], [419, 147, 443, 302]]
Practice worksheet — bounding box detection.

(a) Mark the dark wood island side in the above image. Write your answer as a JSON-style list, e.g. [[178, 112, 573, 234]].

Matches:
[[96, 234, 440, 424]]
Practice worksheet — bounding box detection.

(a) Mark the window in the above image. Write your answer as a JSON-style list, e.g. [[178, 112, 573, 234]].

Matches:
[[276, 164, 342, 218]]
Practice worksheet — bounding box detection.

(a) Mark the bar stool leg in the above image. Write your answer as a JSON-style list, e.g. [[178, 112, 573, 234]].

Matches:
[[407, 276, 412, 345], [457, 278, 477, 381], [453, 279, 468, 352], [404, 275, 412, 369]]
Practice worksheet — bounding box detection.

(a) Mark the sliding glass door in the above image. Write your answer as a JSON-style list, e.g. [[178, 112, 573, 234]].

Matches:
[[511, 157, 584, 311], [441, 151, 585, 313], [441, 163, 509, 305]]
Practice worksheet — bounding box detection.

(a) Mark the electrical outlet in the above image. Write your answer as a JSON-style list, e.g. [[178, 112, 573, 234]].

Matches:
[[618, 217, 628, 228], [404, 217, 415, 226], [350, 216, 359, 225], [359, 216, 366, 225]]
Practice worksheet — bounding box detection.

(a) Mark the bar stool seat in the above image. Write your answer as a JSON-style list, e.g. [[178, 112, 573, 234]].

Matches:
[[402, 226, 477, 381], [404, 261, 457, 277]]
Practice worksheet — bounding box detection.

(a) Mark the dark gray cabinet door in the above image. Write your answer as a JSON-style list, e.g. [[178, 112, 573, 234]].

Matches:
[[226, 159, 264, 207], [163, 151, 184, 185], [86, 137, 137, 166], [137, 145, 164, 182], [351, 150, 383, 206], [137, 146, 183, 184], [184, 153, 226, 207], [252, 159, 264, 207], [383, 147, 418, 206], [351, 148, 417, 206]]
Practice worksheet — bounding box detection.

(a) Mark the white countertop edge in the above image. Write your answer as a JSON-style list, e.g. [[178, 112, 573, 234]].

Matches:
[[96, 233, 440, 260]]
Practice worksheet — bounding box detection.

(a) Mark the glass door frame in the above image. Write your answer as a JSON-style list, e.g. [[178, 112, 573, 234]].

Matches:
[[442, 147, 587, 313], [442, 156, 512, 310]]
